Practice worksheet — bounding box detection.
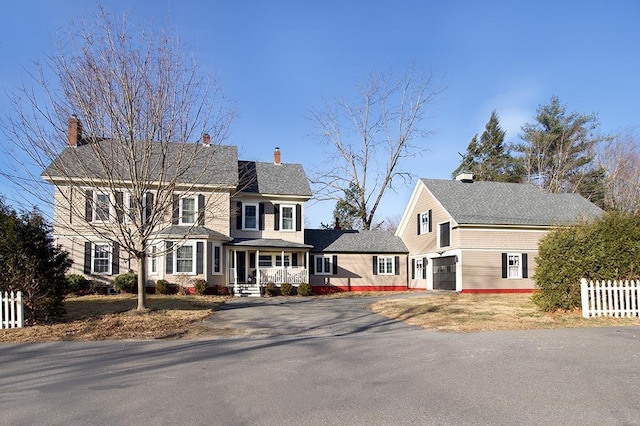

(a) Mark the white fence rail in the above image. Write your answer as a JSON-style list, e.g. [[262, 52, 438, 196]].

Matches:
[[580, 279, 640, 318], [1, 291, 24, 329]]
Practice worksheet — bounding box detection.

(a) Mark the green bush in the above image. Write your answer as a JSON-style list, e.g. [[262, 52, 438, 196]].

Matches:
[[297, 282, 313, 296], [533, 211, 640, 311], [280, 282, 293, 296], [65, 274, 90, 294], [113, 272, 137, 293], [192, 279, 207, 295], [155, 279, 170, 295], [265, 282, 279, 297]]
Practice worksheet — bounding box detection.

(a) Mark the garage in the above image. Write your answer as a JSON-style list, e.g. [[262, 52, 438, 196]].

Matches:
[[433, 256, 456, 290]]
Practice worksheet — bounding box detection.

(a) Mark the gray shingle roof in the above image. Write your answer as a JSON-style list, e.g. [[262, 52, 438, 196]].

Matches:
[[238, 161, 312, 197], [305, 229, 408, 253], [421, 178, 604, 226], [43, 141, 239, 187], [156, 226, 232, 240], [227, 238, 313, 249]]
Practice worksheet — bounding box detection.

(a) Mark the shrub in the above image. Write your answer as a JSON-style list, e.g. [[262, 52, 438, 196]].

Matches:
[[177, 284, 189, 296], [280, 282, 293, 296], [265, 282, 279, 297], [297, 282, 313, 296], [192, 279, 207, 295], [533, 211, 640, 311], [65, 274, 90, 294], [113, 272, 137, 293], [155, 279, 170, 295], [217, 285, 230, 296]]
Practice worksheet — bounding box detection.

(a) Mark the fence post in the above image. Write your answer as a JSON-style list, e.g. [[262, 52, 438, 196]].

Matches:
[[581, 278, 589, 318], [16, 291, 24, 328]]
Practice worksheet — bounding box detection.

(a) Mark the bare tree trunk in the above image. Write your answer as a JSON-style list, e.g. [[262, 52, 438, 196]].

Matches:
[[137, 253, 147, 311]]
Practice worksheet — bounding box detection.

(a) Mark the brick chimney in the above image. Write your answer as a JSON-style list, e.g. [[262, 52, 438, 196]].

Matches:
[[274, 147, 281, 165], [203, 133, 211, 147], [67, 116, 82, 147], [334, 217, 341, 230]]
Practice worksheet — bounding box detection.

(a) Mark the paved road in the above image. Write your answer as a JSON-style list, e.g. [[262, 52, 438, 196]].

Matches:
[[1, 295, 639, 425]]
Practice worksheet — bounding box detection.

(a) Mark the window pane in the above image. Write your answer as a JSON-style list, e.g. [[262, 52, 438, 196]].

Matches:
[[508, 254, 520, 278], [245, 205, 257, 229], [259, 255, 272, 267], [282, 206, 293, 230], [214, 246, 221, 273], [94, 244, 110, 273], [323, 257, 331, 273], [95, 193, 109, 221], [182, 198, 196, 224], [315, 257, 323, 273], [421, 213, 429, 233], [177, 245, 193, 273]]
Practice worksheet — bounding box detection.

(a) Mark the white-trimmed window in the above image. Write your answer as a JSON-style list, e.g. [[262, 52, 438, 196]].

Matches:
[[281, 205, 295, 231], [414, 258, 424, 279], [438, 222, 451, 248], [420, 212, 430, 234], [315, 255, 333, 275], [377, 256, 395, 275], [507, 253, 521, 279], [126, 193, 145, 224], [258, 254, 272, 267], [243, 203, 258, 230], [94, 192, 110, 222], [175, 243, 196, 274], [92, 243, 111, 274], [180, 197, 197, 225], [276, 255, 291, 267], [149, 244, 158, 275]]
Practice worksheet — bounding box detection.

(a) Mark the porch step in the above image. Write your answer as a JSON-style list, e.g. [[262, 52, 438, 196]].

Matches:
[[235, 284, 261, 297]]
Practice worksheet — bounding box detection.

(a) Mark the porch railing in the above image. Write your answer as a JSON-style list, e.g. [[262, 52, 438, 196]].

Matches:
[[260, 267, 308, 285]]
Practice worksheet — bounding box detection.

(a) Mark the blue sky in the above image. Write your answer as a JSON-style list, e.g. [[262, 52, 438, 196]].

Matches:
[[1, 0, 639, 226]]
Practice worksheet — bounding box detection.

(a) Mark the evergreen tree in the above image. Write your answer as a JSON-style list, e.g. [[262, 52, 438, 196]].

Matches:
[[453, 111, 524, 182]]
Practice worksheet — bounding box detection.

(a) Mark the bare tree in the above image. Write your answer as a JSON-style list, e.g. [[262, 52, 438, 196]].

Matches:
[[309, 66, 444, 230], [599, 129, 640, 212], [0, 6, 235, 310]]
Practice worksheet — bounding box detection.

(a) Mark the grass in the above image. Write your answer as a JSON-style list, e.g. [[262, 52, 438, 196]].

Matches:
[[1, 292, 639, 342], [369, 293, 640, 332]]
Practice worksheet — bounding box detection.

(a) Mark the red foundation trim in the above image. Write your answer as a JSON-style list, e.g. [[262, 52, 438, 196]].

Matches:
[[312, 285, 409, 294], [459, 288, 534, 294]]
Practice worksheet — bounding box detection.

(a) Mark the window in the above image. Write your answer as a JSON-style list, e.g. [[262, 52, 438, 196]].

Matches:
[[276, 255, 291, 267], [507, 253, 521, 279], [94, 193, 110, 222], [281, 205, 295, 231], [315, 255, 332, 275], [420, 211, 430, 234], [213, 245, 221, 274], [243, 203, 258, 230], [149, 245, 158, 275], [180, 197, 196, 225], [377, 256, 395, 275], [175, 243, 195, 274], [258, 255, 272, 267], [414, 258, 424, 279], [438, 222, 451, 248], [92, 243, 111, 274]]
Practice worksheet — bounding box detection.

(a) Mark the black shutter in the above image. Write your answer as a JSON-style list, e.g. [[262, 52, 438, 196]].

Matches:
[[428, 210, 432, 232], [145, 192, 153, 223], [274, 204, 280, 230], [198, 194, 205, 225], [214, 246, 221, 273], [522, 253, 528, 278], [416, 213, 421, 235], [84, 242, 91, 274], [207, 242, 213, 276], [394, 256, 400, 275], [373, 256, 378, 275], [296, 204, 302, 231], [292, 253, 298, 267], [309, 255, 315, 275], [411, 259, 415, 279], [422, 257, 427, 279], [112, 243, 120, 275], [196, 242, 204, 274], [166, 241, 174, 274], [85, 190, 93, 222], [501, 253, 508, 279], [249, 252, 256, 268], [236, 201, 243, 229], [259, 203, 265, 230], [332, 255, 338, 275], [115, 191, 124, 223], [172, 195, 179, 225]]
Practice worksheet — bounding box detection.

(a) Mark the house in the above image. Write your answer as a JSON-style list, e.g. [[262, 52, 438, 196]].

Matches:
[[395, 173, 603, 293], [305, 229, 408, 293], [43, 117, 312, 296]]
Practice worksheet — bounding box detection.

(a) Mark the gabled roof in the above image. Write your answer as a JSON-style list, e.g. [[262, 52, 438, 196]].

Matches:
[[43, 141, 239, 187], [421, 178, 603, 226], [238, 161, 312, 197], [305, 229, 408, 253]]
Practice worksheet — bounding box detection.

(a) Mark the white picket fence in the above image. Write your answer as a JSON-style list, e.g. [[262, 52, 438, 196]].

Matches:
[[580, 278, 640, 318], [1, 291, 24, 329]]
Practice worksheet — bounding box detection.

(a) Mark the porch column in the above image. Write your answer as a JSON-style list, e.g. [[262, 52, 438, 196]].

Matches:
[[256, 249, 260, 287], [233, 249, 238, 294], [281, 250, 285, 283], [305, 251, 309, 284]]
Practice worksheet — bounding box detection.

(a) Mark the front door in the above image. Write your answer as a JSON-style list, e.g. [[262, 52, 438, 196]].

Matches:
[[237, 251, 247, 283], [433, 256, 456, 290]]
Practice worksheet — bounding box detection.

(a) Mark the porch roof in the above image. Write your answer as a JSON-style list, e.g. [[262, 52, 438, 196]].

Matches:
[[156, 225, 233, 241], [226, 238, 312, 250]]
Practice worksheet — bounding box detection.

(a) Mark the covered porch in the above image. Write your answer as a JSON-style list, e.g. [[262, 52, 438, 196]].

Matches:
[[226, 238, 312, 297]]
